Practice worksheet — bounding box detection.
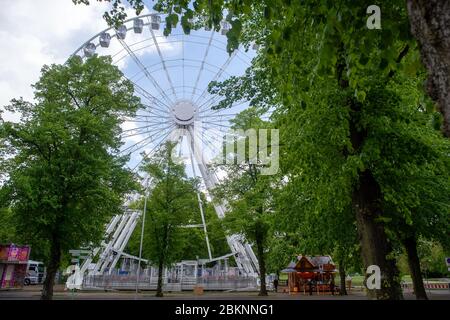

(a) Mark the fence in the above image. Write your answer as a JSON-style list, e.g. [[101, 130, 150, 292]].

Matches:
[[82, 274, 258, 291], [401, 282, 449, 290]]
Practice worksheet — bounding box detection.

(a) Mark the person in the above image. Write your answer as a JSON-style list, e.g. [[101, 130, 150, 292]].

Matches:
[[346, 274, 352, 292], [308, 279, 313, 296], [330, 276, 335, 296], [273, 278, 279, 292]]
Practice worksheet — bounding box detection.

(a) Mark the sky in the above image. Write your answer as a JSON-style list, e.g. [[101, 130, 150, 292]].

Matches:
[[0, 0, 256, 181], [0, 0, 113, 116]]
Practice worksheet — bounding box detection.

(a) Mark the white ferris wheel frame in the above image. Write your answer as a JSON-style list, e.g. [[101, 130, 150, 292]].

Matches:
[[67, 13, 260, 288]]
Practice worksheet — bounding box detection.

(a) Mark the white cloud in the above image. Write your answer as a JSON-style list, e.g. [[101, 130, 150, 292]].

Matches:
[[0, 1, 182, 123], [0, 0, 113, 119]]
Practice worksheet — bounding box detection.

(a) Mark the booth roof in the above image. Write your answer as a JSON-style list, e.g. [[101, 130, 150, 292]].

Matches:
[[282, 255, 336, 272]]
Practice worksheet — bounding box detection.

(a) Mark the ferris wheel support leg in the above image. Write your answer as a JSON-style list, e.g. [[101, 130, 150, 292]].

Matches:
[[108, 211, 141, 272], [97, 212, 131, 274], [136, 185, 149, 294], [187, 133, 213, 261], [187, 126, 259, 276], [79, 214, 120, 275]]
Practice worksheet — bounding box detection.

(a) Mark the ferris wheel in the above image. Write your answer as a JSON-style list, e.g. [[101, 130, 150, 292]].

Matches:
[[68, 13, 260, 284]]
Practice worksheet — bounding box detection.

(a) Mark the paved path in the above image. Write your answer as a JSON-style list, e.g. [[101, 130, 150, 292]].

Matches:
[[1, 286, 449, 300]]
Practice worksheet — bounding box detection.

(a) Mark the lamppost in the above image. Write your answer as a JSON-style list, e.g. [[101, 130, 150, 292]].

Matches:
[[135, 178, 150, 297]]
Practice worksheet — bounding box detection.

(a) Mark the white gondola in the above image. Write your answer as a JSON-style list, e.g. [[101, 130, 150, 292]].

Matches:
[[151, 15, 161, 30], [221, 21, 230, 35], [252, 43, 260, 50], [204, 25, 211, 31], [133, 18, 144, 34], [83, 42, 96, 57], [116, 25, 127, 40], [99, 32, 111, 48]]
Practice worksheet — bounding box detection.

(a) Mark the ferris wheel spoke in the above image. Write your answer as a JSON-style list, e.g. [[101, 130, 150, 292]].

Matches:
[[198, 130, 220, 151], [147, 16, 177, 100], [117, 37, 174, 107], [123, 75, 172, 112], [121, 124, 171, 139], [129, 58, 232, 84], [131, 79, 172, 111], [199, 99, 248, 118], [201, 113, 238, 119], [134, 110, 168, 120], [201, 121, 231, 128], [124, 119, 170, 124], [124, 119, 169, 124], [140, 103, 171, 115], [131, 129, 175, 172], [182, 33, 185, 99], [194, 50, 238, 107], [191, 30, 215, 101], [121, 124, 158, 133], [121, 124, 174, 139], [124, 114, 170, 121], [204, 128, 233, 143], [146, 85, 208, 106], [196, 94, 236, 114], [201, 124, 233, 136], [123, 129, 173, 156], [120, 124, 175, 155], [197, 93, 248, 113], [204, 130, 226, 145]]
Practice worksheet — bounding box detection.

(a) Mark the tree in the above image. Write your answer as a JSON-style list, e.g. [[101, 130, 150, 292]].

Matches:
[[0, 56, 139, 299], [139, 141, 199, 297], [76, 0, 450, 298], [72, 0, 145, 27], [74, 0, 450, 136], [212, 107, 278, 296], [406, 0, 450, 137], [206, 19, 449, 300], [126, 182, 230, 270], [374, 74, 450, 299]]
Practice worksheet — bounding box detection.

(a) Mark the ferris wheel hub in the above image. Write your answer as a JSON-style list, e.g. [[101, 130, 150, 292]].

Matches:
[[172, 100, 196, 126]]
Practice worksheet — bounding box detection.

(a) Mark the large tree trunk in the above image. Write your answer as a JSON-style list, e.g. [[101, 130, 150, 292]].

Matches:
[[337, 41, 403, 299], [156, 260, 164, 297], [255, 229, 268, 296], [41, 237, 61, 300], [406, 0, 450, 137], [338, 259, 348, 295], [353, 170, 403, 300], [403, 235, 428, 300]]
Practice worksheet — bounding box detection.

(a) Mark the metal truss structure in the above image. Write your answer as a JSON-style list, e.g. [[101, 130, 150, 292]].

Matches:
[[67, 12, 260, 288]]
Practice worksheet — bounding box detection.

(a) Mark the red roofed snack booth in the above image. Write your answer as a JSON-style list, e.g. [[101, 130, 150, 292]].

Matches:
[[0, 244, 31, 289], [281, 255, 337, 295]]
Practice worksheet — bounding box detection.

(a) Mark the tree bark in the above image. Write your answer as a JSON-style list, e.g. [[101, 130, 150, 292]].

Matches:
[[346, 92, 403, 300], [338, 259, 348, 295], [255, 229, 268, 296], [406, 0, 450, 137], [156, 260, 164, 297], [353, 170, 403, 300], [41, 236, 61, 300], [403, 235, 428, 300]]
